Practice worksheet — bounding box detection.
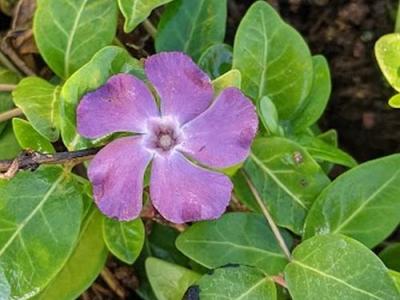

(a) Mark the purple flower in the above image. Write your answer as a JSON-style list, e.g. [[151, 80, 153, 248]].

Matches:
[[77, 52, 258, 224]]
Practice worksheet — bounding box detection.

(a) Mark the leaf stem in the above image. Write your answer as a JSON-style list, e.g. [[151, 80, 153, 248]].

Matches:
[[0, 84, 16, 92], [0, 107, 23, 123], [143, 19, 157, 39], [0, 50, 22, 76], [242, 170, 292, 261]]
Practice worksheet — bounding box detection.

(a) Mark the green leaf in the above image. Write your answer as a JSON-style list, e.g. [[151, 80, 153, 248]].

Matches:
[[60, 46, 144, 150], [233, 1, 313, 119], [118, 0, 174, 33], [176, 212, 291, 275], [12, 77, 60, 141], [259, 96, 281, 136], [156, 0, 227, 60], [245, 137, 330, 234], [198, 43, 233, 78], [146, 257, 201, 300], [294, 134, 357, 168], [33, 0, 118, 79], [0, 166, 83, 299], [0, 123, 20, 159], [380, 243, 400, 272], [389, 270, 400, 291], [285, 234, 400, 300], [0, 66, 19, 134], [389, 93, 400, 108], [103, 217, 145, 264], [375, 33, 400, 92], [212, 69, 241, 96], [290, 55, 331, 131], [34, 207, 108, 300], [198, 265, 277, 300], [12, 118, 55, 153], [304, 154, 400, 248]]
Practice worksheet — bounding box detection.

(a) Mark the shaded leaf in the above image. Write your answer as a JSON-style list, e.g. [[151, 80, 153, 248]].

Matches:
[[0, 123, 20, 159], [380, 243, 400, 272], [0, 67, 19, 134], [198, 43, 233, 78], [259, 95, 281, 136]]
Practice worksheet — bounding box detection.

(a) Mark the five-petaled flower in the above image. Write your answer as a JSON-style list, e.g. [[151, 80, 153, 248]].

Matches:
[[77, 52, 258, 224]]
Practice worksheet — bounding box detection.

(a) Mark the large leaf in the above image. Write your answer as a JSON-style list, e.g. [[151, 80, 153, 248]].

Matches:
[[285, 234, 400, 300], [118, 0, 174, 33], [244, 137, 330, 234], [304, 154, 400, 248], [146, 257, 201, 300], [176, 212, 292, 275], [198, 43, 233, 79], [0, 123, 20, 159], [35, 207, 107, 300], [233, 1, 313, 119], [156, 0, 227, 60], [13, 77, 60, 141], [0, 66, 19, 134], [33, 0, 118, 79], [197, 265, 277, 300], [103, 217, 145, 264], [0, 166, 83, 299], [60, 46, 144, 150]]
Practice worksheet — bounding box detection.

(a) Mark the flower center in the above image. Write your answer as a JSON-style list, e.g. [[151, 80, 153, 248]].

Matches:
[[144, 117, 182, 154]]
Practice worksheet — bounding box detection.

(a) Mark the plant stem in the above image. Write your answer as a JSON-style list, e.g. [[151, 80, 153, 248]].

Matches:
[[0, 84, 16, 92], [0, 107, 23, 123], [0, 50, 22, 76], [143, 19, 157, 39], [242, 171, 292, 261], [396, 0, 400, 33]]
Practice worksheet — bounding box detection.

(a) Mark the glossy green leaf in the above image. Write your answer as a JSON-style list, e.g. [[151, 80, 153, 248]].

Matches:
[[13, 77, 60, 141], [156, 0, 227, 60], [212, 69, 241, 96], [0, 166, 83, 299], [35, 207, 107, 300], [60, 46, 144, 150], [12, 118, 55, 153], [233, 1, 313, 119], [0, 123, 20, 160], [103, 217, 145, 264], [198, 43, 233, 78], [375, 33, 400, 91], [304, 154, 400, 248], [389, 270, 400, 291], [389, 93, 400, 108], [34, 0, 118, 79], [146, 257, 201, 300], [176, 212, 291, 275], [380, 243, 400, 272], [290, 55, 331, 131], [285, 234, 400, 300], [198, 265, 277, 300], [118, 0, 174, 33], [244, 137, 330, 234], [259, 96, 281, 136], [0, 67, 19, 134]]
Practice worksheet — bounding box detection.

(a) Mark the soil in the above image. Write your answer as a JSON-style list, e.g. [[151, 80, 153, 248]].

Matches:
[[1, 0, 399, 299]]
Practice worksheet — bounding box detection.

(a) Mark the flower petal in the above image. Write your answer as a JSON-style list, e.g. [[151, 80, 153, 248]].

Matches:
[[178, 87, 258, 168], [88, 136, 152, 221], [77, 74, 158, 139], [145, 52, 213, 124], [150, 151, 232, 224]]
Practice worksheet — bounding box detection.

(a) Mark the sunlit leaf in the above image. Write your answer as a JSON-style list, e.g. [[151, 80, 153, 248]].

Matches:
[[212, 69, 241, 95]]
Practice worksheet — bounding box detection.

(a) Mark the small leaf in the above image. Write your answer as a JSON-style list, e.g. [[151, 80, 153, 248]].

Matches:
[[146, 257, 201, 300], [0, 166, 83, 299], [389, 93, 400, 108], [34, 207, 108, 300], [176, 212, 292, 275], [212, 69, 241, 95], [304, 154, 400, 248], [290, 55, 331, 131], [198, 43, 233, 78], [12, 118, 55, 153], [259, 95, 281, 136], [245, 137, 330, 234], [60, 46, 144, 150], [118, 0, 174, 33], [12, 77, 60, 141], [33, 0, 118, 78], [198, 265, 277, 300], [389, 270, 400, 291], [375, 33, 400, 92], [380, 243, 400, 272], [0, 123, 20, 160], [156, 0, 227, 60], [103, 217, 145, 264], [233, 1, 313, 119], [285, 234, 400, 300]]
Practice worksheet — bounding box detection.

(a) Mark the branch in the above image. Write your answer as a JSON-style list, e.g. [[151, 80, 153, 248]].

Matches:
[[143, 19, 157, 39], [0, 84, 16, 92], [0, 107, 23, 123], [0, 148, 101, 175]]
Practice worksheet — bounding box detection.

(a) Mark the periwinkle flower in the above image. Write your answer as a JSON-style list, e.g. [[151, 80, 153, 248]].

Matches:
[[77, 52, 258, 224]]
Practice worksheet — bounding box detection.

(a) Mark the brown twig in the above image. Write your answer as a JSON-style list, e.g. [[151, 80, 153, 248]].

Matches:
[[271, 275, 288, 288], [0, 39, 35, 76], [101, 267, 126, 299], [0, 84, 16, 92], [0, 148, 101, 175], [142, 19, 157, 39], [0, 107, 23, 123]]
